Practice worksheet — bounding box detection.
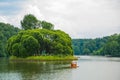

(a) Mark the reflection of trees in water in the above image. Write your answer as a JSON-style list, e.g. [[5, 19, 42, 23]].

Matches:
[[7, 61, 72, 79], [0, 58, 73, 80], [0, 58, 9, 72]]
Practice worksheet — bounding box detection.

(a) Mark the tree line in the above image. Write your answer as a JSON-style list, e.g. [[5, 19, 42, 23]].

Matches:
[[0, 14, 119, 57], [98, 34, 120, 57], [0, 23, 20, 57], [72, 34, 120, 57]]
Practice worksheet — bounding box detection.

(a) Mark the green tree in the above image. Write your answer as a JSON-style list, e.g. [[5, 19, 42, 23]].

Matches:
[[22, 36, 39, 57], [21, 14, 38, 30], [12, 43, 19, 56], [72, 46, 80, 55], [0, 22, 20, 57], [72, 36, 110, 55], [83, 48, 90, 55], [101, 34, 120, 56], [41, 21, 54, 30], [7, 29, 73, 57]]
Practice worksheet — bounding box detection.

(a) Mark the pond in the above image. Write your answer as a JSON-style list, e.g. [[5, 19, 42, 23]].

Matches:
[[0, 56, 120, 80]]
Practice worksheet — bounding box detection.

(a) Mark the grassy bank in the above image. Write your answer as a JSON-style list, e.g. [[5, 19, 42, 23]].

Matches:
[[10, 55, 78, 61]]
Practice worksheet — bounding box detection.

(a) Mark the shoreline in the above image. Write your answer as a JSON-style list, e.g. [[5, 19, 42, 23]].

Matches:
[[9, 55, 78, 61]]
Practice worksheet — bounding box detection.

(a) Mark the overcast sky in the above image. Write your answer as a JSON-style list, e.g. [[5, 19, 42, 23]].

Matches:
[[0, 0, 120, 38]]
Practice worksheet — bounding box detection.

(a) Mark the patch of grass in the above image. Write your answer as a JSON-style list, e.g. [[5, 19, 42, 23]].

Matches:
[[9, 56, 25, 61], [9, 55, 78, 61]]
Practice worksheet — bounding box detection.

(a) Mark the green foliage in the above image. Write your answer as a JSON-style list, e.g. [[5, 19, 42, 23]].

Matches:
[[14, 14, 71, 57], [0, 22, 20, 57], [21, 14, 54, 30], [22, 36, 39, 56], [21, 14, 39, 30], [72, 34, 120, 57], [83, 48, 90, 55], [10, 55, 77, 61], [41, 21, 54, 30], [7, 29, 73, 57], [101, 34, 120, 56], [72, 37, 109, 55]]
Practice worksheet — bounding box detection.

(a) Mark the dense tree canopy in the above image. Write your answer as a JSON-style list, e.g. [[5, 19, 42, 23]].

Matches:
[[0, 22, 20, 57], [2, 14, 72, 58], [100, 34, 120, 56], [41, 21, 54, 30], [21, 14, 54, 30], [7, 29, 73, 57], [72, 37, 109, 55], [72, 34, 120, 57], [21, 14, 38, 30]]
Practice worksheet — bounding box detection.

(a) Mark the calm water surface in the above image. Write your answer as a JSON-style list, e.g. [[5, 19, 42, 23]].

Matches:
[[0, 56, 120, 80]]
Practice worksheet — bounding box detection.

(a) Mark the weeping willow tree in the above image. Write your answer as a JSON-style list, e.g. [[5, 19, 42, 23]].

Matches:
[[7, 29, 73, 57]]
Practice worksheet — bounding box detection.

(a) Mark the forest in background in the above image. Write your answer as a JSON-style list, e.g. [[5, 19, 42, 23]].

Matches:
[[72, 34, 120, 57], [0, 23, 20, 57]]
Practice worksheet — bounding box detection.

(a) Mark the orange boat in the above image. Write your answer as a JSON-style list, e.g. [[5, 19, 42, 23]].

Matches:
[[71, 61, 78, 68]]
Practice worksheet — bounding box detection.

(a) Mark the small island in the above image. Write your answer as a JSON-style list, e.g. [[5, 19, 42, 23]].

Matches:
[[6, 14, 77, 61]]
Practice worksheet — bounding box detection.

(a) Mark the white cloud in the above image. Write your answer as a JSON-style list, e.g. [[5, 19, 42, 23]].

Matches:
[[21, 5, 44, 19], [0, 16, 8, 23], [0, 0, 120, 38], [0, 1, 44, 28]]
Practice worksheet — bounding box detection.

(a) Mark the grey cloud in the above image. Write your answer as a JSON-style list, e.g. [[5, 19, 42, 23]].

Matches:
[[0, 0, 120, 38]]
